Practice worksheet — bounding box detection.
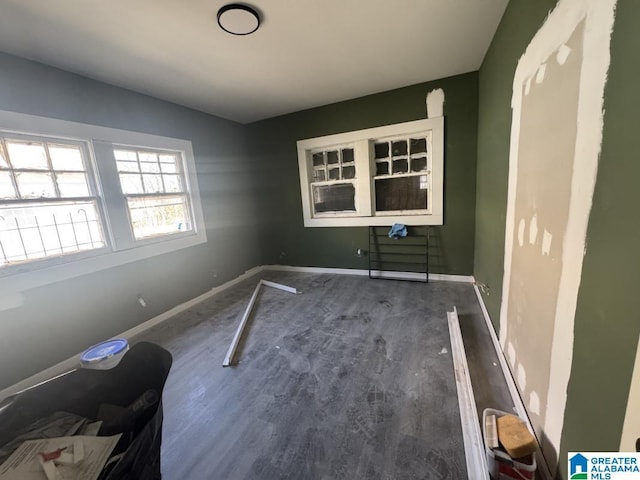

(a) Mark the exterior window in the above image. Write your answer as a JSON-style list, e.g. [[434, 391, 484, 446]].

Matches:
[[0, 135, 105, 266], [309, 147, 356, 215], [373, 135, 431, 214], [0, 109, 206, 282], [114, 147, 192, 240], [297, 117, 443, 227]]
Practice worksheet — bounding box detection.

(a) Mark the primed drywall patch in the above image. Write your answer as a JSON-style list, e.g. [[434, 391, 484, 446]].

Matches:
[[507, 342, 516, 368], [499, 0, 617, 470], [557, 45, 572, 65], [517, 363, 527, 390], [530, 391, 541, 415], [518, 219, 526, 247], [426, 88, 445, 118], [542, 230, 553, 256], [535, 64, 547, 84], [529, 214, 538, 245]]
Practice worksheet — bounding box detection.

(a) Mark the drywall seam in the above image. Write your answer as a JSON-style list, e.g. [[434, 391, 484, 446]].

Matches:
[[447, 307, 490, 480], [620, 334, 640, 451], [473, 284, 553, 480], [499, 0, 617, 461]]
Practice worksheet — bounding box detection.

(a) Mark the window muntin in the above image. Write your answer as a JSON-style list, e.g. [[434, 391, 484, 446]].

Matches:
[[297, 117, 444, 227], [373, 133, 431, 214], [0, 135, 106, 267], [114, 147, 193, 241], [309, 146, 357, 216]]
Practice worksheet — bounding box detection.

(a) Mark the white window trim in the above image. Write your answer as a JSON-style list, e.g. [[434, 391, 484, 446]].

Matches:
[[0, 110, 206, 293], [297, 117, 443, 227]]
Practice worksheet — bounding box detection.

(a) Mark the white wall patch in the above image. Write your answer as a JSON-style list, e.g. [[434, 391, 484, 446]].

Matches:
[[535, 63, 547, 84], [498, 0, 617, 471], [542, 230, 553, 256], [530, 391, 541, 415], [518, 218, 526, 247], [517, 363, 527, 390], [507, 342, 516, 368], [529, 214, 538, 245], [557, 44, 572, 65], [426, 88, 445, 119]]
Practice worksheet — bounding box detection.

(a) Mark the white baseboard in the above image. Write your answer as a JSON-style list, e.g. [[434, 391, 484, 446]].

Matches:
[[0, 265, 266, 402], [472, 284, 553, 480], [0, 264, 473, 403], [448, 306, 490, 480], [265, 264, 474, 283]]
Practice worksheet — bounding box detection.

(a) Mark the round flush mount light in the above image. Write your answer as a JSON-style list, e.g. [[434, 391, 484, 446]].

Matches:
[[217, 3, 260, 35]]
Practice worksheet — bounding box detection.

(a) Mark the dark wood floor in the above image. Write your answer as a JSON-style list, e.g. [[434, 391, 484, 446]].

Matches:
[[137, 272, 514, 480]]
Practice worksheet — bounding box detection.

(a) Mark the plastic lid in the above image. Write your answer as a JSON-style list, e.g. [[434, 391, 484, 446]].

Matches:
[[80, 338, 129, 369]]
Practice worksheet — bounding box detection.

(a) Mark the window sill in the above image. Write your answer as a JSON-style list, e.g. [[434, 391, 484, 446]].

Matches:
[[303, 214, 443, 228]]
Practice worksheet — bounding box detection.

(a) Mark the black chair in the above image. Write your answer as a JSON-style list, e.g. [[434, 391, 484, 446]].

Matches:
[[0, 342, 172, 480]]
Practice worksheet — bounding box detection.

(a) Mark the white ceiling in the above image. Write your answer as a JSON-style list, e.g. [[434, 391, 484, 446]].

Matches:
[[0, 0, 508, 124]]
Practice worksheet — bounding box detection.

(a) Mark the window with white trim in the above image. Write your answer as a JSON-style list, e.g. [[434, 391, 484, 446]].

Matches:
[[0, 134, 106, 266], [297, 117, 444, 227], [114, 147, 192, 240], [0, 110, 206, 282]]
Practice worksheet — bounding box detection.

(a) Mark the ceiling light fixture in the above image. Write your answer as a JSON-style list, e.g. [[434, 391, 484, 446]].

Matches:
[[217, 3, 260, 36]]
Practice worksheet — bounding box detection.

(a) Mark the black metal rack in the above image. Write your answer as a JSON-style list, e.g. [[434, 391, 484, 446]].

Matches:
[[368, 225, 429, 282]]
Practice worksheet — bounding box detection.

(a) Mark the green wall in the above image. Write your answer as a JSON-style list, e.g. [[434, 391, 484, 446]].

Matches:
[[475, 0, 640, 478], [0, 52, 262, 389], [248, 72, 479, 275], [474, 0, 557, 325], [559, 0, 640, 475]]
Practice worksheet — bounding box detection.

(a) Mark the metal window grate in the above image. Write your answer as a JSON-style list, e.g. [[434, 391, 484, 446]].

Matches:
[[0, 205, 105, 265]]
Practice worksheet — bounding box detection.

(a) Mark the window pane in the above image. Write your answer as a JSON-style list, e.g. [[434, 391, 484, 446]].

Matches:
[[392, 158, 408, 174], [160, 162, 177, 174], [127, 195, 190, 240], [410, 138, 427, 154], [342, 148, 354, 163], [327, 151, 339, 165], [375, 176, 427, 212], [6, 141, 48, 169], [114, 149, 137, 161], [15, 172, 56, 198], [0, 201, 105, 266], [57, 173, 90, 197], [142, 174, 163, 193], [313, 169, 325, 182], [119, 173, 143, 194], [0, 171, 16, 199], [376, 162, 389, 176], [342, 166, 355, 179], [374, 142, 389, 159], [411, 157, 428, 172], [159, 154, 178, 163], [313, 184, 355, 213], [328, 168, 340, 180], [312, 153, 324, 167], [116, 161, 139, 173], [141, 161, 160, 173], [163, 174, 183, 192], [0, 143, 8, 168], [49, 144, 84, 171], [392, 140, 408, 156], [139, 152, 158, 163]]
